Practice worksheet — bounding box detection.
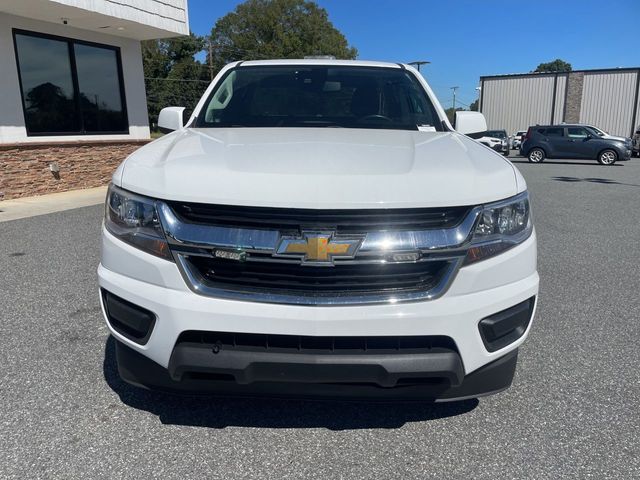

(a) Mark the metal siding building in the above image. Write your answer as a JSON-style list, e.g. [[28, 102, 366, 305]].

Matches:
[[479, 68, 640, 137]]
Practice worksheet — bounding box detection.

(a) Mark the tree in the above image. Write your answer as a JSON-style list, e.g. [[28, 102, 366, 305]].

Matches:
[[445, 107, 466, 124], [534, 59, 572, 73], [142, 34, 209, 129], [469, 99, 479, 112], [208, 0, 357, 70]]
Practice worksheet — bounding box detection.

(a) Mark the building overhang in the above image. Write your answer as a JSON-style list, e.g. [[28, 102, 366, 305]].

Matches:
[[0, 0, 188, 40]]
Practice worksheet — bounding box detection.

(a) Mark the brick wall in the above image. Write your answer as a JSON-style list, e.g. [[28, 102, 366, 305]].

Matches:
[[563, 72, 584, 123], [0, 140, 149, 200]]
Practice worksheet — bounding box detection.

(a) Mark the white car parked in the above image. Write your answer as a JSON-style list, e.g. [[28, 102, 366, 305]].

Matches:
[[473, 129, 509, 156], [511, 130, 527, 149], [99, 59, 538, 401]]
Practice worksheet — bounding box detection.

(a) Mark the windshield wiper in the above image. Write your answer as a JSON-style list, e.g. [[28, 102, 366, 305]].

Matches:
[[288, 120, 344, 127]]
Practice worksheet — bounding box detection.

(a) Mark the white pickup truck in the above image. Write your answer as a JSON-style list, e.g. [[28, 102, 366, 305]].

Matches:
[[99, 59, 538, 401]]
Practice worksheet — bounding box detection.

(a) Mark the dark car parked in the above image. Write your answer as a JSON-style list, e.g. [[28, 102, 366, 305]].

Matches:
[[520, 125, 632, 165]]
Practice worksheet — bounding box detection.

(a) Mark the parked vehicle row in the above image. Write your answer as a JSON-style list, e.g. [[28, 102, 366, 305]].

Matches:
[[467, 122, 635, 165], [520, 124, 633, 165]]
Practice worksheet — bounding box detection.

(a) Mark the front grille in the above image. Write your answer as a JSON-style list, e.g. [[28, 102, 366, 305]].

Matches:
[[160, 201, 475, 305], [167, 201, 471, 233], [176, 331, 458, 355], [185, 255, 450, 297]]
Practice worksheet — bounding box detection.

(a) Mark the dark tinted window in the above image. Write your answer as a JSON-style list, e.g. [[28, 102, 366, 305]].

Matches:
[[545, 127, 564, 137], [14, 30, 127, 135], [14, 34, 79, 133], [75, 44, 127, 132], [196, 66, 442, 131]]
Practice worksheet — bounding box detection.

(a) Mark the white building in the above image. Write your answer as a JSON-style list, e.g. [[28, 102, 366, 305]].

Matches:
[[0, 0, 188, 199]]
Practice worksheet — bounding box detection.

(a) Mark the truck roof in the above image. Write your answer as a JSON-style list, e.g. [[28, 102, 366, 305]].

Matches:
[[236, 59, 405, 69]]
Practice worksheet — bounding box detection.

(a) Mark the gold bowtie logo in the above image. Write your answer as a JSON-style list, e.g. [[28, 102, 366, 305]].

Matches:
[[276, 232, 363, 264]]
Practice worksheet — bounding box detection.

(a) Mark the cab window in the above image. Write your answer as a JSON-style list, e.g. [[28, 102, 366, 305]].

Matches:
[[545, 127, 564, 137], [567, 127, 589, 139]]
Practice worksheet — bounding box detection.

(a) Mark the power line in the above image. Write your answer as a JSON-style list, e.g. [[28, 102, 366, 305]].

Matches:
[[442, 98, 470, 109]]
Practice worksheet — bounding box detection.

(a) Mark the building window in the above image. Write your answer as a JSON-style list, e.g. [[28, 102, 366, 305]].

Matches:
[[13, 30, 128, 136]]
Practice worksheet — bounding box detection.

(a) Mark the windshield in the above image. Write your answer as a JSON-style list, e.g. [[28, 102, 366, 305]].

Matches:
[[195, 65, 442, 131], [486, 130, 506, 139], [589, 126, 606, 136]]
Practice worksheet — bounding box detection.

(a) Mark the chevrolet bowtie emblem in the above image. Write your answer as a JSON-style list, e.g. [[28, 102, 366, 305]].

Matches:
[[275, 231, 364, 265]]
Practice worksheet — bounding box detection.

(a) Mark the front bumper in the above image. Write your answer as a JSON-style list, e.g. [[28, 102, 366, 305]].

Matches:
[[490, 143, 508, 154], [115, 337, 519, 401], [99, 226, 539, 399]]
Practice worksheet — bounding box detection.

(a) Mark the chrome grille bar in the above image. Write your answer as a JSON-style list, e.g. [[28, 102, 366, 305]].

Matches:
[[158, 202, 481, 254], [156, 201, 481, 305]]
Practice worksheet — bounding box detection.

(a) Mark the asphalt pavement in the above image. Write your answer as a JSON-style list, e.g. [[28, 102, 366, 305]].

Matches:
[[1, 155, 639, 479]]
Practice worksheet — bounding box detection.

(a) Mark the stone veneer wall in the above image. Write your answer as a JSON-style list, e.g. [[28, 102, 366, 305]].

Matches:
[[563, 72, 584, 124], [0, 140, 149, 200]]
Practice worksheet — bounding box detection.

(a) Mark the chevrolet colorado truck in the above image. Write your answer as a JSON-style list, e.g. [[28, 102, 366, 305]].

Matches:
[[98, 60, 538, 401]]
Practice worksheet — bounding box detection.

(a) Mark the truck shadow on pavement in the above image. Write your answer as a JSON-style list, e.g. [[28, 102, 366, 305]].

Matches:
[[102, 336, 478, 430]]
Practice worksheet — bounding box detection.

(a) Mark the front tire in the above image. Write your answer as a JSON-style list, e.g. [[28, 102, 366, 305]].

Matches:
[[528, 148, 545, 163], [598, 149, 617, 165]]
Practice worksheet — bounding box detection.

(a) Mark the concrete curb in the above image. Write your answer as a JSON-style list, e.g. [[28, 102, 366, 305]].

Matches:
[[0, 186, 107, 223]]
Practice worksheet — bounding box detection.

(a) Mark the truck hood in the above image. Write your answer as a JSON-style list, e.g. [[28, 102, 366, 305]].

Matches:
[[118, 128, 521, 209]]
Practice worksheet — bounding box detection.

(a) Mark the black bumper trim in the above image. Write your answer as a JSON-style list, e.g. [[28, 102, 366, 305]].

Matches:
[[479, 296, 535, 352], [169, 343, 465, 387], [102, 289, 156, 345], [115, 338, 518, 401]]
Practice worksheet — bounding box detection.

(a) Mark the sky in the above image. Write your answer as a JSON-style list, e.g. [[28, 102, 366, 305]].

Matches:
[[187, 0, 640, 109]]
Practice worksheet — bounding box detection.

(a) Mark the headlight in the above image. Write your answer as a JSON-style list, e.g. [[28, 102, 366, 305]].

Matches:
[[104, 184, 172, 260], [465, 191, 532, 264]]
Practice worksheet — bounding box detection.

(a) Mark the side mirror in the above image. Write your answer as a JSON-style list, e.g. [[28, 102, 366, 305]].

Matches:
[[158, 107, 186, 133], [455, 111, 488, 135]]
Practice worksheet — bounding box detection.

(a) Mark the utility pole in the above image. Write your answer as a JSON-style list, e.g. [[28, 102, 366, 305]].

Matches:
[[475, 86, 482, 111], [408, 60, 430, 72], [450, 86, 459, 111]]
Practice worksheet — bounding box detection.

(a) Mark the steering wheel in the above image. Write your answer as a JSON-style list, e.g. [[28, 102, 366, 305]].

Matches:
[[358, 114, 393, 123]]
